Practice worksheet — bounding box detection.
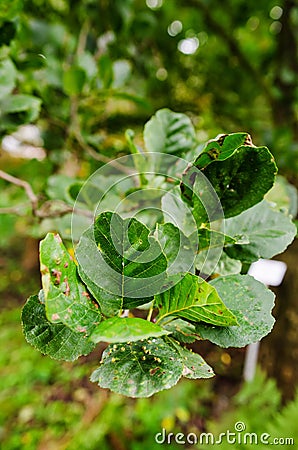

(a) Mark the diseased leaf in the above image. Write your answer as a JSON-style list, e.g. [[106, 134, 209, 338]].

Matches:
[[169, 341, 214, 379], [76, 212, 168, 306], [91, 317, 170, 343], [196, 275, 276, 347], [63, 66, 86, 95], [40, 233, 101, 335], [90, 338, 183, 397], [77, 265, 122, 317], [144, 108, 196, 155], [155, 273, 238, 326], [224, 200, 297, 263], [181, 133, 277, 218], [22, 295, 95, 361]]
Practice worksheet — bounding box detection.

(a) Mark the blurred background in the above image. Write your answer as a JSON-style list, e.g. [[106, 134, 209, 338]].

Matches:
[[0, 0, 297, 448]]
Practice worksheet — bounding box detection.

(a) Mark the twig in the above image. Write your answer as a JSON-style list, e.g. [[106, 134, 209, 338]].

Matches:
[[0, 169, 39, 214], [0, 170, 93, 219], [0, 203, 31, 216]]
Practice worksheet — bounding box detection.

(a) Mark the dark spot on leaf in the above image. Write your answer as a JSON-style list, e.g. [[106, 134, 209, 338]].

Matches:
[[207, 148, 220, 159], [51, 269, 62, 285], [150, 367, 160, 376], [189, 172, 197, 184], [63, 278, 70, 296]]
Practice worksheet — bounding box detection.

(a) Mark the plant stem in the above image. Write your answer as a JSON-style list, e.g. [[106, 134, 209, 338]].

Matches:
[[146, 304, 154, 321]]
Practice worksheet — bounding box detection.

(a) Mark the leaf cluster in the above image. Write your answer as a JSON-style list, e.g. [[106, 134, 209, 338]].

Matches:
[[22, 110, 296, 397]]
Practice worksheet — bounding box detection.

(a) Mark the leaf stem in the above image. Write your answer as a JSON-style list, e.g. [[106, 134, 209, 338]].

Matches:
[[146, 304, 154, 321]]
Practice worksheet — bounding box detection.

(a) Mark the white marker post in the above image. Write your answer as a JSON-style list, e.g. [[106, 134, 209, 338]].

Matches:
[[243, 259, 287, 382]]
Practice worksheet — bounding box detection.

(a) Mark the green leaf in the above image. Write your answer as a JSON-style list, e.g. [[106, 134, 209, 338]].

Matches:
[[181, 133, 277, 218], [265, 175, 298, 217], [63, 66, 86, 95], [76, 211, 168, 307], [155, 222, 196, 275], [144, 108, 196, 155], [0, 21, 17, 46], [196, 250, 242, 277], [169, 341, 214, 379], [164, 319, 201, 343], [0, 0, 23, 21], [40, 233, 101, 334], [1, 94, 41, 125], [77, 265, 122, 316], [22, 295, 95, 361], [90, 338, 183, 397], [91, 317, 170, 343], [224, 200, 297, 263], [196, 275, 276, 347], [112, 59, 131, 88], [0, 58, 17, 97], [155, 273, 238, 326], [198, 226, 235, 252], [161, 187, 197, 237], [98, 54, 113, 89]]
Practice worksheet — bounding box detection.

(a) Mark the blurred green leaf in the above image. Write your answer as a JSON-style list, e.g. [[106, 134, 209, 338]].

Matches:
[[0, 59, 17, 98], [63, 66, 86, 95], [0, 21, 17, 46], [98, 54, 113, 89], [144, 108, 197, 155], [0, 0, 23, 22]]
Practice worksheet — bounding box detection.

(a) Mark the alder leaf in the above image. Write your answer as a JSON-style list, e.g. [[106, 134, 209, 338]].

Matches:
[[164, 319, 201, 343], [90, 338, 183, 397], [198, 226, 235, 252], [144, 108, 196, 155], [91, 317, 170, 343], [181, 133, 277, 218], [196, 274, 275, 347], [76, 212, 169, 308], [169, 341, 214, 379], [224, 200, 297, 263], [40, 233, 101, 335], [22, 295, 95, 361], [155, 273, 238, 326], [155, 222, 196, 275]]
